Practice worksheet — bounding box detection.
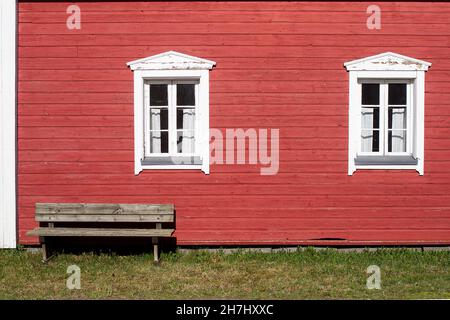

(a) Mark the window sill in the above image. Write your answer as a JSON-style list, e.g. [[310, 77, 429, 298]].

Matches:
[[351, 154, 422, 175], [138, 156, 205, 173], [355, 155, 418, 166], [142, 156, 202, 166]]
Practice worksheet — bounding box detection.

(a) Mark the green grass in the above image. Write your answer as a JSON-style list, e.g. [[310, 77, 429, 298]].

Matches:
[[0, 248, 449, 299]]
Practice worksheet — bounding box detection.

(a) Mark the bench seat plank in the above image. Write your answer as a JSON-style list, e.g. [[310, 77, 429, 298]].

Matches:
[[36, 203, 174, 215], [36, 214, 173, 223], [27, 227, 174, 237]]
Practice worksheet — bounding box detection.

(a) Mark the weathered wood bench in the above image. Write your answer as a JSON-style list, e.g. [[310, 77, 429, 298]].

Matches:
[[27, 203, 175, 263]]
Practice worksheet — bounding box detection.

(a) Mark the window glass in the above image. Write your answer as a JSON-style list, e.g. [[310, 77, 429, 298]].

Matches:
[[150, 131, 169, 153], [149, 108, 169, 154], [177, 108, 195, 153], [177, 108, 195, 130], [388, 83, 407, 105], [150, 84, 168, 106], [177, 84, 195, 106], [388, 131, 406, 152], [177, 131, 195, 153], [361, 107, 380, 152], [388, 107, 407, 153], [361, 107, 380, 129], [150, 108, 168, 131], [361, 130, 380, 152], [388, 107, 406, 130], [362, 83, 380, 105]]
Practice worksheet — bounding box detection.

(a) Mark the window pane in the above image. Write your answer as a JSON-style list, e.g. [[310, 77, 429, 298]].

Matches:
[[388, 130, 406, 152], [177, 84, 195, 106], [361, 83, 380, 105], [177, 108, 195, 130], [150, 108, 168, 130], [177, 131, 195, 153], [388, 83, 407, 105], [361, 107, 380, 129], [388, 107, 406, 130], [361, 130, 380, 152], [150, 84, 168, 106], [150, 131, 168, 153]]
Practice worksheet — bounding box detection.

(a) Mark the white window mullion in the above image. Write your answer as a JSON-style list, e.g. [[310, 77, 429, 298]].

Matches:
[[381, 82, 388, 156], [169, 81, 177, 155]]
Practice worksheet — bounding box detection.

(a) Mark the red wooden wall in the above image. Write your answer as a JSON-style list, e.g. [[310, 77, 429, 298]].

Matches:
[[17, 1, 450, 245]]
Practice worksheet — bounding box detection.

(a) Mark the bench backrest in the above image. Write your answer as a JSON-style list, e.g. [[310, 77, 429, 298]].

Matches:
[[36, 203, 174, 223]]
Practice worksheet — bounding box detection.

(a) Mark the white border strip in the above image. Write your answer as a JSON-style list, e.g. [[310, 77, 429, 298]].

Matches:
[[0, 0, 17, 248]]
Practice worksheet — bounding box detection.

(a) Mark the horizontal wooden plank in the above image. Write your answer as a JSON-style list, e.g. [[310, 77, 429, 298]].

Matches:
[[18, 138, 133, 150], [19, 11, 450, 25], [173, 229, 450, 242], [17, 57, 450, 71], [18, 34, 450, 48], [17, 172, 450, 186], [21, 206, 450, 219], [177, 239, 450, 246], [18, 127, 134, 139], [36, 203, 174, 215], [27, 227, 174, 237], [175, 217, 450, 230], [19, 116, 133, 127], [18, 22, 450, 36], [17, 104, 133, 116], [23, 184, 450, 197], [18, 2, 450, 13], [19, 69, 450, 82], [19, 194, 450, 209], [19, 45, 450, 59], [36, 214, 173, 223]]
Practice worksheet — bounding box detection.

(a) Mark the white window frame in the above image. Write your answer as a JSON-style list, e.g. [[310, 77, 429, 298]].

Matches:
[[345, 52, 431, 176], [127, 51, 216, 175]]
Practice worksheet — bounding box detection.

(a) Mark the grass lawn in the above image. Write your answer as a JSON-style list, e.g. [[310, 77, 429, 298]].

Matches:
[[0, 248, 449, 299]]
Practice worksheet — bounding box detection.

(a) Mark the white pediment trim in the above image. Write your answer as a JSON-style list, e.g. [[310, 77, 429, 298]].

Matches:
[[344, 52, 431, 72], [127, 51, 216, 71]]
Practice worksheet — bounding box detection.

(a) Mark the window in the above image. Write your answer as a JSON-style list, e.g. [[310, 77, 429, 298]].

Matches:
[[127, 51, 216, 174], [345, 52, 431, 175]]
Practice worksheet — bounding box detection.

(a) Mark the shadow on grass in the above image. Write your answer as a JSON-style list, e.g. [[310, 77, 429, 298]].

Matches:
[[39, 236, 178, 257]]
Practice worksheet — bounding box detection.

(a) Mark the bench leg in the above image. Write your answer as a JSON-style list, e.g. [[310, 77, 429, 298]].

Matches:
[[41, 238, 50, 263], [152, 237, 159, 263]]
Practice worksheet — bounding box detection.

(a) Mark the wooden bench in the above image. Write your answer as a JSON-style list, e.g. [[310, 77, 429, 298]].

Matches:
[[27, 203, 175, 263]]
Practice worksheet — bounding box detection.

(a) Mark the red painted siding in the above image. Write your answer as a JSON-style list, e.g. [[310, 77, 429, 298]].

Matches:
[[17, 1, 450, 245]]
